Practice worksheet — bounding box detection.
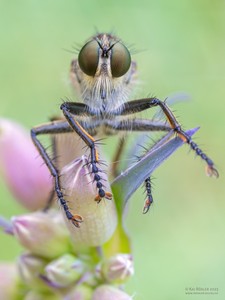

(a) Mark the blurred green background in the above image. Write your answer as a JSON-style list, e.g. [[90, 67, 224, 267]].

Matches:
[[0, 0, 224, 299]]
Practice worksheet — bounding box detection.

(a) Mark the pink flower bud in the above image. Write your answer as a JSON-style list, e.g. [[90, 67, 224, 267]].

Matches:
[[92, 285, 132, 300], [101, 254, 134, 283], [60, 156, 118, 247], [0, 263, 18, 300], [0, 118, 53, 210], [12, 211, 71, 258]]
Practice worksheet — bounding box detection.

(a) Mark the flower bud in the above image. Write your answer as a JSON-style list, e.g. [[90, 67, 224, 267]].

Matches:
[[0, 118, 53, 210], [12, 211, 71, 258], [44, 254, 84, 288], [92, 285, 132, 300], [60, 156, 118, 247], [0, 263, 18, 300], [17, 253, 46, 287], [101, 254, 134, 283]]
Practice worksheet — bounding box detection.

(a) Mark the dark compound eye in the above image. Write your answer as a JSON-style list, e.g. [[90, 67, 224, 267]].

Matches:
[[78, 40, 99, 76], [111, 42, 131, 77]]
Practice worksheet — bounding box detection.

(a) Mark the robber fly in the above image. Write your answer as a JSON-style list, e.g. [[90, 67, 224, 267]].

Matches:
[[31, 33, 218, 227]]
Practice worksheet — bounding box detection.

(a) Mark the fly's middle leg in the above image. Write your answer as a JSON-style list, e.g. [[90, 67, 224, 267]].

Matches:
[[60, 102, 112, 203]]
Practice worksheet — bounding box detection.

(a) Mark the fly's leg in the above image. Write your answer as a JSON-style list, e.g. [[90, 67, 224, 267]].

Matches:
[[60, 102, 112, 203], [43, 117, 61, 211], [111, 135, 154, 213], [106, 119, 172, 213], [116, 98, 219, 178], [152, 98, 219, 177], [143, 177, 153, 214], [31, 121, 83, 227], [106, 112, 218, 213], [112, 136, 154, 212]]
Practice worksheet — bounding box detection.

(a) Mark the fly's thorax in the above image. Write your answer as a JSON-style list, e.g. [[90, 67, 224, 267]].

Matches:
[[70, 59, 137, 114]]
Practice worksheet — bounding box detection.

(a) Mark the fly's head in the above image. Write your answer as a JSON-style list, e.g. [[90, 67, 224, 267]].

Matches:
[[70, 33, 137, 113]]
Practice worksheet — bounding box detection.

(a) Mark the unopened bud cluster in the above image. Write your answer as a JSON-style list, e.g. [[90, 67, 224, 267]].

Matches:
[[0, 119, 133, 299], [0, 210, 133, 299]]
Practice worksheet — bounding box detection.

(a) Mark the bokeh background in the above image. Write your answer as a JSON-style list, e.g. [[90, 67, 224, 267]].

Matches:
[[0, 1, 224, 299]]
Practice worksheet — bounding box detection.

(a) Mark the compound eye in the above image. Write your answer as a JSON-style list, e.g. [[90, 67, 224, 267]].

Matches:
[[111, 42, 131, 77], [78, 40, 99, 76]]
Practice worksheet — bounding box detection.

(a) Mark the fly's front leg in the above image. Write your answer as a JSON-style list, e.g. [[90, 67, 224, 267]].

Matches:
[[150, 98, 219, 177], [107, 106, 218, 213], [60, 102, 112, 203], [31, 121, 83, 228], [118, 98, 219, 178]]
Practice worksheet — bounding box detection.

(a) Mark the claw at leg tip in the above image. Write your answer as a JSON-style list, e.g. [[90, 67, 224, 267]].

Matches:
[[105, 192, 112, 200], [71, 214, 83, 228], [206, 166, 219, 178], [94, 191, 112, 203], [94, 195, 102, 203], [142, 199, 151, 214]]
